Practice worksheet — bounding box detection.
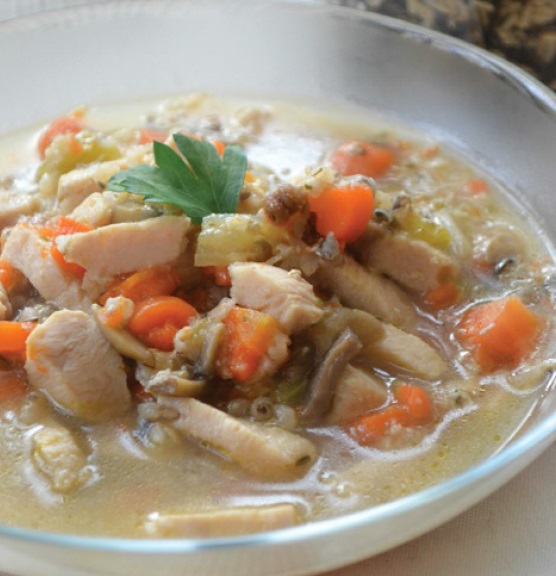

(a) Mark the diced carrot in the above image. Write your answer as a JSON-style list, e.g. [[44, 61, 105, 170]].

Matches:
[[217, 307, 280, 383], [424, 281, 460, 310], [0, 322, 36, 356], [244, 171, 255, 183], [348, 406, 413, 446], [421, 145, 440, 159], [457, 295, 542, 372], [466, 178, 489, 196], [37, 116, 84, 159], [55, 216, 92, 236], [137, 129, 167, 145], [98, 301, 128, 329], [48, 217, 93, 279], [212, 140, 226, 157], [127, 296, 197, 352], [0, 259, 23, 293], [201, 266, 232, 288], [395, 384, 433, 423], [0, 371, 28, 403], [309, 182, 374, 245], [331, 140, 393, 179], [99, 267, 181, 305]]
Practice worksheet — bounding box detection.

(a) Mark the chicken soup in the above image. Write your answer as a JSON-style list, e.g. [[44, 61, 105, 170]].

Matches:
[[0, 94, 553, 537]]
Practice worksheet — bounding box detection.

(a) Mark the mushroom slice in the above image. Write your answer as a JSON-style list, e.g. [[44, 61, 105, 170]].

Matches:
[[136, 365, 206, 398], [301, 328, 363, 424], [326, 365, 388, 426], [158, 397, 316, 480], [144, 503, 300, 538], [91, 304, 155, 367]]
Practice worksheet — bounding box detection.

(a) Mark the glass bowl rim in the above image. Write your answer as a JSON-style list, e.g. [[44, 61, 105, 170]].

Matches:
[[1, 0, 556, 555]]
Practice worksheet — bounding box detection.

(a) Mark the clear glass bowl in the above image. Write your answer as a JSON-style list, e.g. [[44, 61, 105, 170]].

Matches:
[[1, 1, 556, 575]]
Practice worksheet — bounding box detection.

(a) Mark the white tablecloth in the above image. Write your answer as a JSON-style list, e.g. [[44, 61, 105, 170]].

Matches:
[[1, 2, 556, 575]]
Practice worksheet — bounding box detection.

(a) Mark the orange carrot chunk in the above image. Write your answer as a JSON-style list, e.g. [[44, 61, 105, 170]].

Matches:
[[309, 182, 374, 245], [217, 307, 280, 383], [349, 406, 413, 446], [458, 295, 542, 372], [137, 129, 167, 145], [127, 296, 197, 352], [37, 116, 84, 159], [331, 140, 393, 179], [211, 140, 226, 157], [0, 322, 36, 355], [48, 217, 93, 279], [424, 281, 460, 310], [395, 384, 433, 423], [0, 259, 23, 293], [99, 267, 181, 305]]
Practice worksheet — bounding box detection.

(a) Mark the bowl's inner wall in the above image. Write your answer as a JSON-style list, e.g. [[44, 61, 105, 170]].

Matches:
[[1, 3, 556, 575], [1, 0, 555, 237]]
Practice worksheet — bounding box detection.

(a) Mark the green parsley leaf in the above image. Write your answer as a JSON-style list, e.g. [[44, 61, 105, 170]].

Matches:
[[108, 134, 247, 225]]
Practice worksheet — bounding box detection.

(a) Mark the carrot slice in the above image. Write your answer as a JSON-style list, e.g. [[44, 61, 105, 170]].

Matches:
[[0, 322, 36, 356], [309, 182, 374, 245], [395, 384, 433, 423], [424, 281, 460, 310], [212, 140, 226, 157], [48, 217, 93, 279], [349, 406, 413, 446], [99, 267, 181, 305], [127, 296, 197, 351], [331, 140, 393, 179], [458, 295, 541, 372], [0, 259, 23, 293], [37, 116, 84, 159], [217, 307, 280, 383], [137, 129, 167, 145]]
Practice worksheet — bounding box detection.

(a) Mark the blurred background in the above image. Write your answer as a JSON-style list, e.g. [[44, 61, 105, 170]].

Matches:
[[0, 0, 554, 90], [331, 0, 556, 90]]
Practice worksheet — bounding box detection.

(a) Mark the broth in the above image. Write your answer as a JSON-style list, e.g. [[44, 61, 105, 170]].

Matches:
[[0, 94, 553, 537]]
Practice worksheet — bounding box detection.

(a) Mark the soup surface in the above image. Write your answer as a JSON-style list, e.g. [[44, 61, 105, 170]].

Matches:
[[0, 94, 554, 538]]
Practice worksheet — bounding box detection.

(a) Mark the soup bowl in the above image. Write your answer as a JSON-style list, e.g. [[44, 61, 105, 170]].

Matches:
[[1, 1, 556, 575]]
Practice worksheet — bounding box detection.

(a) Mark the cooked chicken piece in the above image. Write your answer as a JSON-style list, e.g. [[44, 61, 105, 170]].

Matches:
[[31, 426, 92, 493], [0, 284, 11, 320], [25, 310, 131, 421], [56, 215, 190, 280], [326, 365, 388, 426], [68, 192, 114, 228], [2, 225, 90, 310], [144, 504, 299, 538], [301, 328, 362, 423], [363, 323, 447, 380], [159, 397, 316, 480], [356, 231, 459, 293], [57, 159, 124, 214], [0, 190, 40, 231], [229, 262, 323, 334], [313, 253, 417, 331], [70, 191, 160, 228]]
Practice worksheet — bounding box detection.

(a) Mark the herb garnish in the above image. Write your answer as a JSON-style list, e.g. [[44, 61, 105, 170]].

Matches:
[[108, 134, 247, 224]]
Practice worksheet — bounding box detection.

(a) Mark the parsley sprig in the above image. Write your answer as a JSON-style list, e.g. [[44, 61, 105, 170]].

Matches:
[[108, 134, 247, 224]]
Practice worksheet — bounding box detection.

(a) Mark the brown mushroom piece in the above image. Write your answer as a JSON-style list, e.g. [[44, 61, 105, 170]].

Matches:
[[301, 328, 363, 424]]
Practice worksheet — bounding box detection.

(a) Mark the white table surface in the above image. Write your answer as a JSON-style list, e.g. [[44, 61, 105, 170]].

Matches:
[[1, 2, 556, 575]]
